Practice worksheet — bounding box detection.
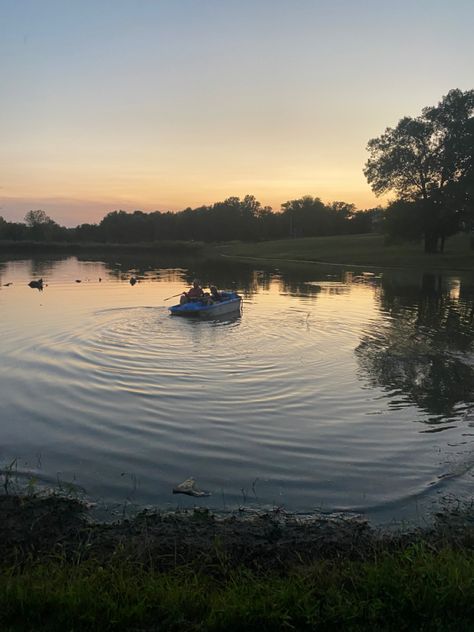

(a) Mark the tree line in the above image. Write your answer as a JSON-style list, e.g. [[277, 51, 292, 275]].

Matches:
[[1, 88, 472, 250], [0, 197, 381, 244]]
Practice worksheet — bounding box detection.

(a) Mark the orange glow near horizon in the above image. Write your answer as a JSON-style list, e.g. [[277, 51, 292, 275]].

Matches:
[[2, 153, 387, 225], [1, 1, 471, 225]]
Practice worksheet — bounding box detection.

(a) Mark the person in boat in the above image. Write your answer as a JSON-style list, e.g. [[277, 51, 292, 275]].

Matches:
[[209, 286, 222, 301], [180, 279, 205, 304]]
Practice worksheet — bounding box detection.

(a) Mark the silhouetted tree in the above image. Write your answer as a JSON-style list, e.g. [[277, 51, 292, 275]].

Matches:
[[281, 196, 331, 237], [349, 207, 383, 234], [327, 201, 356, 234], [100, 210, 152, 243], [23, 209, 65, 241], [384, 200, 425, 244], [74, 223, 104, 242], [364, 89, 474, 253], [24, 209, 51, 228], [1, 221, 29, 240]]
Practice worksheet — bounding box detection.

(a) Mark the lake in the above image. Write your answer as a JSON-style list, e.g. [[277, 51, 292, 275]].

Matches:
[[1, 253, 473, 524]]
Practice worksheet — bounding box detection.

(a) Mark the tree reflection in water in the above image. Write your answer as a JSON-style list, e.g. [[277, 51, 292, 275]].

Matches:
[[356, 273, 474, 423]]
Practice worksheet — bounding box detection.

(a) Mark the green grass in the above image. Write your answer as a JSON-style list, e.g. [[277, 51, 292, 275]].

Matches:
[[3, 234, 473, 271], [2, 544, 474, 631], [219, 233, 474, 271]]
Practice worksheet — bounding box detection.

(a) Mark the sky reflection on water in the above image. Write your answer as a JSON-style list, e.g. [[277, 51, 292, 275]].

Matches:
[[0, 255, 473, 524]]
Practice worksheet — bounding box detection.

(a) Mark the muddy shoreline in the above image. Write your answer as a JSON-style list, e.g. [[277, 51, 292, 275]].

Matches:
[[2, 494, 474, 572]]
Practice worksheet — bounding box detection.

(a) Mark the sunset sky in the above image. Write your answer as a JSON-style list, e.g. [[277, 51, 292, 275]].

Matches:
[[1, 0, 473, 226]]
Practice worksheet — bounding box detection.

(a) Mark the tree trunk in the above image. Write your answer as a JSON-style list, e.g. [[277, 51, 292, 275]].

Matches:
[[424, 233, 438, 253]]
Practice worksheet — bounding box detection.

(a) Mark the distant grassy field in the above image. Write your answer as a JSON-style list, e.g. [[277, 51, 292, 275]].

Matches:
[[219, 233, 474, 271], [2, 234, 473, 272]]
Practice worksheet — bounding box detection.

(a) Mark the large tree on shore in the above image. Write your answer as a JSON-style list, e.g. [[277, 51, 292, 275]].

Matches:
[[24, 209, 63, 241], [364, 89, 474, 252]]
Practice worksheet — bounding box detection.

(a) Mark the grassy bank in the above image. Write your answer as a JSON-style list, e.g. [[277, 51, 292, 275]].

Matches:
[[2, 495, 474, 630], [2, 234, 474, 272], [0, 239, 204, 256], [2, 546, 474, 631], [220, 233, 474, 271], [2, 233, 474, 272]]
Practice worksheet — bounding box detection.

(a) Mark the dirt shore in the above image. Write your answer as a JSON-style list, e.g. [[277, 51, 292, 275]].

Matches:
[[2, 494, 474, 572]]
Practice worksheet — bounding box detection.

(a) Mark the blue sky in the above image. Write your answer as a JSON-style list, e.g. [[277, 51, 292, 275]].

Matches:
[[1, 0, 473, 225]]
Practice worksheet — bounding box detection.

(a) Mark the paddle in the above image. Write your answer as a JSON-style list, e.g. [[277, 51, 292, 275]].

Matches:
[[164, 292, 183, 301]]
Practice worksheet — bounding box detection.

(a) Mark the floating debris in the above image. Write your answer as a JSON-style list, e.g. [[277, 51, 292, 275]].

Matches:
[[75, 280, 82, 283], [3, 282, 12, 287], [130, 277, 138, 286], [172, 477, 211, 497], [28, 279, 43, 290]]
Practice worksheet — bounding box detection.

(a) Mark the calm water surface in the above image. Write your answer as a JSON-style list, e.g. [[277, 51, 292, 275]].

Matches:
[[1, 254, 473, 523]]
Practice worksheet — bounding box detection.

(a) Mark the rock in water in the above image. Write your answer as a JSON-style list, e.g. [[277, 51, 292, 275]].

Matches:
[[172, 477, 211, 497]]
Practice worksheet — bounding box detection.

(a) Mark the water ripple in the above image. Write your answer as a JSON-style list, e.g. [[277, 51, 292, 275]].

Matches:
[[1, 258, 474, 522]]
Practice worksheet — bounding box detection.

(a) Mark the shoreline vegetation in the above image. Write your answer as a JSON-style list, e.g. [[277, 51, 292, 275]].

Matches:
[[0, 239, 204, 256], [218, 232, 474, 272], [1, 232, 474, 272], [1, 493, 474, 630]]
